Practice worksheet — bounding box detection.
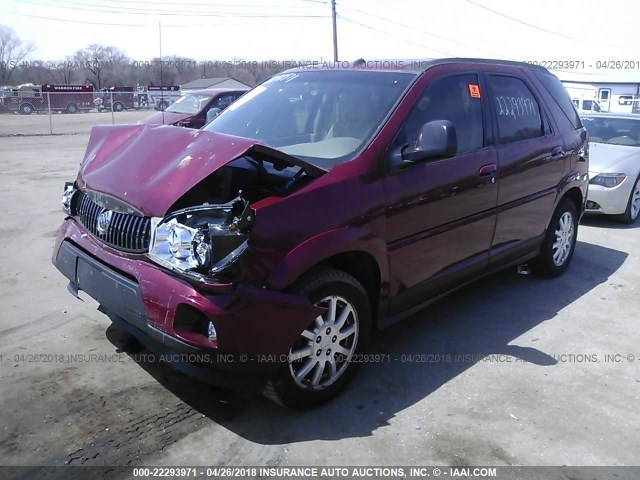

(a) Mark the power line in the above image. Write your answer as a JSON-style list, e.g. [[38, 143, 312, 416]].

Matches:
[[462, 0, 634, 49], [8, 0, 328, 18], [0, 9, 325, 27], [337, 14, 455, 57], [337, 3, 514, 59]]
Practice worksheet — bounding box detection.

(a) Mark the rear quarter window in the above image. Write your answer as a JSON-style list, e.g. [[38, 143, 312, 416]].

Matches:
[[534, 71, 583, 130]]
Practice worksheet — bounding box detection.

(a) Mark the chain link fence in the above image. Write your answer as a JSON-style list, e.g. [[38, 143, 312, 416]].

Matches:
[[0, 91, 171, 136]]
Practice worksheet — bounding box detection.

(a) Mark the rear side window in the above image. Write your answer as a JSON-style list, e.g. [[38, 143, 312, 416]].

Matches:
[[489, 75, 543, 144], [534, 71, 583, 130]]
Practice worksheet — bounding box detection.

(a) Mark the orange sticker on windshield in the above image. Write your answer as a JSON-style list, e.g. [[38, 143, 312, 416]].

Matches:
[[468, 84, 481, 98]]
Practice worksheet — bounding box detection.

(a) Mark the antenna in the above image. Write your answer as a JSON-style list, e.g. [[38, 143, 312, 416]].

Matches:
[[159, 21, 164, 124]]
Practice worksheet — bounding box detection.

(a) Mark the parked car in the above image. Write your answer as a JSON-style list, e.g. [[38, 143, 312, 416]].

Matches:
[[581, 113, 640, 223], [139, 88, 249, 129], [53, 59, 588, 408]]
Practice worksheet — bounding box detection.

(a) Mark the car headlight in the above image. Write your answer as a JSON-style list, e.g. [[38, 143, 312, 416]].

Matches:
[[147, 196, 253, 276], [589, 173, 626, 188], [62, 182, 76, 214]]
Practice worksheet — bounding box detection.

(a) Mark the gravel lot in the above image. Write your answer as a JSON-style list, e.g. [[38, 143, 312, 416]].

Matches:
[[0, 110, 152, 136], [0, 127, 638, 475]]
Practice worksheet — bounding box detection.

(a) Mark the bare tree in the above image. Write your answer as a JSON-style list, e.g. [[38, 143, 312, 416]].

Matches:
[[0, 25, 35, 85], [75, 44, 128, 88], [53, 56, 77, 84]]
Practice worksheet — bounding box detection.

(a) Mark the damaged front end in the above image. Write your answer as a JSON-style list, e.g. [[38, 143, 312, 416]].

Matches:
[[52, 124, 330, 382], [147, 194, 254, 287]]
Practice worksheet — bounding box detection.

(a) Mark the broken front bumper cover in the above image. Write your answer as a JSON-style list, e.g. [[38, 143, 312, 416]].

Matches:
[[52, 219, 323, 389]]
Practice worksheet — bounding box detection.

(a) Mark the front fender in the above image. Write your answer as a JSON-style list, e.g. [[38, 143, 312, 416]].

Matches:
[[266, 227, 389, 293]]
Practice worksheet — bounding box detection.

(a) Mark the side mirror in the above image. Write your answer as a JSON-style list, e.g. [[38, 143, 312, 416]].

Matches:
[[206, 107, 222, 124], [403, 120, 457, 163]]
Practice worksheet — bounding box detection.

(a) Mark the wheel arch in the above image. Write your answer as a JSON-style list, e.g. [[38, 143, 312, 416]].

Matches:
[[266, 228, 388, 324], [563, 186, 584, 216]]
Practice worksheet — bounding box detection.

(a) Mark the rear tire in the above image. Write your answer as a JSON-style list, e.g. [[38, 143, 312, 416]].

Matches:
[[617, 175, 640, 224], [158, 101, 168, 111], [19, 103, 34, 115], [114, 102, 125, 112], [531, 198, 578, 278], [66, 104, 78, 114], [263, 267, 371, 409]]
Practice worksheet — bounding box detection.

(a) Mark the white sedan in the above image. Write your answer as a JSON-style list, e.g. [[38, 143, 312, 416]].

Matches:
[[581, 113, 640, 224]]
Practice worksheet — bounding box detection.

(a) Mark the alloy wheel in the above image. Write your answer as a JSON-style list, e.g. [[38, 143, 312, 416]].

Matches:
[[631, 182, 640, 220], [287, 295, 358, 390], [552, 211, 574, 266]]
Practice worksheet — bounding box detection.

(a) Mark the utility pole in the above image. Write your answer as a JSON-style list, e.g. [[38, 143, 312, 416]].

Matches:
[[331, 0, 338, 62]]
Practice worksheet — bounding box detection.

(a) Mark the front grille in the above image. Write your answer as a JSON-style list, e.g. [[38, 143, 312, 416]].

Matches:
[[75, 191, 151, 253]]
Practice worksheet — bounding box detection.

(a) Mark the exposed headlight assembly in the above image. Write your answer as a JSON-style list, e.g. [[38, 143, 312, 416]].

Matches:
[[148, 195, 254, 276], [589, 173, 626, 188], [62, 181, 76, 214]]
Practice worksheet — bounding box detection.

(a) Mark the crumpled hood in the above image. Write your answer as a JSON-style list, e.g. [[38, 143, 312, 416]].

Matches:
[[589, 142, 639, 174], [139, 111, 190, 126], [77, 124, 261, 217]]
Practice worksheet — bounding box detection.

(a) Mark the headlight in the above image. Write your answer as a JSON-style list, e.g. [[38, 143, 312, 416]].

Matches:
[[589, 173, 626, 188], [147, 196, 253, 276], [62, 182, 76, 214]]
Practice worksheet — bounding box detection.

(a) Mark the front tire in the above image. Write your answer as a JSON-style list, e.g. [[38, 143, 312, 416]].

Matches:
[[617, 175, 640, 224], [531, 198, 578, 278], [114, 102, 125, 112], [264, 267, 371, 409]]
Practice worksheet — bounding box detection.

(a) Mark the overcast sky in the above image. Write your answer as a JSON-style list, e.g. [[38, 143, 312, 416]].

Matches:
[[2, 0, 639, 81]]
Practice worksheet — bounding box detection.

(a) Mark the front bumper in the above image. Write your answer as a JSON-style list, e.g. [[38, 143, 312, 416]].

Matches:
[[586, 178, 633, 215], [52, 218, 322, 387]]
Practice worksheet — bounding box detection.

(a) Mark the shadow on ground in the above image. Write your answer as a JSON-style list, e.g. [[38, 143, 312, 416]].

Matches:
[[102, 239, 627, 446], [581, 214, 640, 229]]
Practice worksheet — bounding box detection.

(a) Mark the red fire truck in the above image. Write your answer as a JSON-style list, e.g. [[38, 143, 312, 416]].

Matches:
[[0, 84, 95, 114], [94, 85, 181, 112], [94, 86, 135, 112]]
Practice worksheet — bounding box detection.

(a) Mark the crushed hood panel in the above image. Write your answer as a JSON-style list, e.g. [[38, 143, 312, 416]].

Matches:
[[77, 124, 315, 217]]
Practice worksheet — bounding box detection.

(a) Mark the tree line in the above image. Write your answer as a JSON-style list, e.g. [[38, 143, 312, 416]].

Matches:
[[0, 25, 290, 89]]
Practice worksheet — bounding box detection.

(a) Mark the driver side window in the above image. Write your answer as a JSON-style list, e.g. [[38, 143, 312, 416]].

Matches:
[[396, 74, 484, 156]]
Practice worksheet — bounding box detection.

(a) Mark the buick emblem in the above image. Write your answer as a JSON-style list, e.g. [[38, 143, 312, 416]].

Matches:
[[96, 209, 113, 235]]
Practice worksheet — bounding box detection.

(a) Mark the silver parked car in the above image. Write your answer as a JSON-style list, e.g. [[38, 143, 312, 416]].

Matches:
[[581, 113, 640, 224]]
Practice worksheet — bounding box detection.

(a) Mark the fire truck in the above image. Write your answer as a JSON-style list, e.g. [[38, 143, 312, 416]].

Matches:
[[0, 84, 95, 114], [144, 85, 181, 111], [94, 86, 135, 112], [94, 85, 181, 112]]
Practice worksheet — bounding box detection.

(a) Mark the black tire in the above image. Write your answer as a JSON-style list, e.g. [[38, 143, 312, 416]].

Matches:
[[263, 266, 371, 409], [617, 175, 640, 224], [531, 198, 578, 278], [158, 101, 168, 111], [114, 102, 124, 112], [66, 104, 78, 114], [19, 103, 34, 115]]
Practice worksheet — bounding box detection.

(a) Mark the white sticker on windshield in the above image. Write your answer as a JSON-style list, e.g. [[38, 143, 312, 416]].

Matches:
[[226, 86, 267, 112]]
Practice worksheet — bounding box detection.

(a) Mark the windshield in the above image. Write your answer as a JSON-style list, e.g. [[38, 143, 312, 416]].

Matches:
[[582, 116, 640, 146], [167, 93, 213, 114], [203, 70, 415, 169]]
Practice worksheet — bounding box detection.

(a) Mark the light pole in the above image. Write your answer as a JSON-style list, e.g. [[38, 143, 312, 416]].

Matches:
[[331, 0, 338, 62]]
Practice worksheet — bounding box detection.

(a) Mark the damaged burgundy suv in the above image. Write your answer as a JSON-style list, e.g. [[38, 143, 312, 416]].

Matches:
[[53, 59, 588, 408]]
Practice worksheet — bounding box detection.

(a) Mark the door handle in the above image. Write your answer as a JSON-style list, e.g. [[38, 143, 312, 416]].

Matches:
[[478, 164, 497, 177], [550, 146, 565, 157]]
